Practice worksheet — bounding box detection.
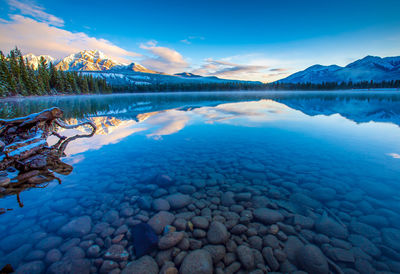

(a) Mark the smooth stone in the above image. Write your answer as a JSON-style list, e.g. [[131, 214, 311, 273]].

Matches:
[[0, 234, 29, 252], [121, 255, 159, 274], [203, 245, 226, 264], [47, 259, 90, 274], [207, 221, 229, 244], [231, 224, 248, 235], [158, 232, 185, 249], [349, 234, 381, 257], [35, 236, 63, 251], [326, 247, 355, 263], [253, 208, 284, 225], [292, 214, 314, 229], [64, 246, 85, 260], [191, 216, 209, 229], [154, 174, 174, 187], [382, 228, 400, 252], [359, 215, 389, 227], [99, 260, 119, 274], [262, 247, 279, 271], [179, 185, 196, 194], [50, 198, 77, 213], [193, 229, 206, 238], [25, 250, 46, 261], [350, 221, 380, 238], [165, 194, 192, 209], [263, 235, 280, 249], [59, 216, 92, 237], [315, 213, 348, 239], [284, 236, 304, 262], [45, 249, 62, 264], [148, 211, 175, 234], [221, 192, 235, 206], [296, 244, 329, 274], [179, 249, 213, 274], [310, 187, 336, 201], [104, 244, 129, 261], [15, 261, 45, 274], [87, 245, 101, 258], [237, 245, 255, 270], [152, 199, 170, 211]]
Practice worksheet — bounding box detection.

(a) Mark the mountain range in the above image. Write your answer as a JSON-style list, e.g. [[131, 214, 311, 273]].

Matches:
[[23, 50, 400, 85], [23, 50, 258, 86], [279, 56, 400, 84]]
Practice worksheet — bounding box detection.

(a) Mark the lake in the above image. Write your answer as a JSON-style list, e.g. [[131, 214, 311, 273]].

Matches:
[[1, 91, 400, 273]]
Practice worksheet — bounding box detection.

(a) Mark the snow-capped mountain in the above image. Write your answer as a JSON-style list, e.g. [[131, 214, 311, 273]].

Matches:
[[111, 62, 159, 74], [23, 50, 261, 85], [23, 53, 56, 69], [279, 55, 400, 84], [54, 50, 123, 71]]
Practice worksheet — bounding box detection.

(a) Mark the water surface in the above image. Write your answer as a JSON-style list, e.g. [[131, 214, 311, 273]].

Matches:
[[1, 91, 400, 273]]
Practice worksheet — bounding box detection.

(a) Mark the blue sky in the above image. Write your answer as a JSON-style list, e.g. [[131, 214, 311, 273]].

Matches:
[[0, 0, 399, 82]]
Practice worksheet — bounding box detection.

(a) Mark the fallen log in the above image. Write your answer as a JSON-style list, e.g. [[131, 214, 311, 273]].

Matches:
[[0, 107, 96, 211]]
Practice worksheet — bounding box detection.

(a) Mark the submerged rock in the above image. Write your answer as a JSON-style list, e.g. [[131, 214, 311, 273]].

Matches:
[[207, 221, 229, 244], [253, 208, 284, 225], [158, 232, 184, 249], [180, 249, 213, 274], [382, 228, 400, 252], [297, 244, 329, 274], [315, 213, 348, 239], [131, 223, 158, 258], [165, 194, 191, 209], [59, 216, 92, 237], [121, 255, 159, 274], [147, 211, 175, 234]]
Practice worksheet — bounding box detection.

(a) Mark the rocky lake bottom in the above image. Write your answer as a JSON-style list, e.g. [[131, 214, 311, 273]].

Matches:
[[0, 92, 400, 274]]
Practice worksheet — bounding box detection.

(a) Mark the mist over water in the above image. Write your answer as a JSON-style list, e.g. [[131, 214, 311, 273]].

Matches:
[[1, 91, 400, 273]]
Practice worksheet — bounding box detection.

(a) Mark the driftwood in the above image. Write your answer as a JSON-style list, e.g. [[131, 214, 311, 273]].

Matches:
[[0, 107, 96, 212]]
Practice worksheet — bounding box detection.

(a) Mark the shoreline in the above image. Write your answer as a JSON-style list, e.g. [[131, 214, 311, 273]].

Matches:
[[1, 88, 399, 101]]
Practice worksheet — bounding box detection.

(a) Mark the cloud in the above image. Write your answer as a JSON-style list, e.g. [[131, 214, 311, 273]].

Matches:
[[180, 36, 205, 45], [0, 15, 141, 63], [7, 0, 64, 26], [269, 68, 287, 72], [140, 41, 189, 74], [192, 58, 269, 80]]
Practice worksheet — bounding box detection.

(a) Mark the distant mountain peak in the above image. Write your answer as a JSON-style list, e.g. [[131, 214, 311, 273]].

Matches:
[[54, 50, 124, 71], [174, 72, 202, 78], [279, 55, 400, 84]]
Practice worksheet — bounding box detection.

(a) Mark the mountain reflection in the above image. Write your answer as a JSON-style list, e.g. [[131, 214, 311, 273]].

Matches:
[[1, 91, 400, 127]]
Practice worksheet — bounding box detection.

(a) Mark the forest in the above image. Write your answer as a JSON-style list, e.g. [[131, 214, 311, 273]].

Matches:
[[0, 48, 112, 97]]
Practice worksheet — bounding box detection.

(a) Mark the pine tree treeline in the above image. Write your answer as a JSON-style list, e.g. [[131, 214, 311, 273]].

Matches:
[[0, 47, 399, 97], [0, 47, 112, 97]]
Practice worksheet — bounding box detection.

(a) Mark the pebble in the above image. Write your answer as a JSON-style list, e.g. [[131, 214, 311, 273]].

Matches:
[[152, 199, 170, 211], [59, 216, 92, 237], [253, 208, 284, 225], [237, 245, 255, 270], [207, 221, 229, 244], [104, 244, 129, 261], [315, 213, 348, 239], [158, 232, 185, 249], [180, 249, 213, 274], [191, 216, 209, 229], [296, 244, 329, 274], [45, 249, 62, 264], [165, 194, 192, 209], [147, 211, 175, 234], [121, 255, 159, 274]]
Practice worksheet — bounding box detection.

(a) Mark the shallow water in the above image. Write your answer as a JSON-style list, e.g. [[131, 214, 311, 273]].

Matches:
[[1, 91, 400, 273]]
